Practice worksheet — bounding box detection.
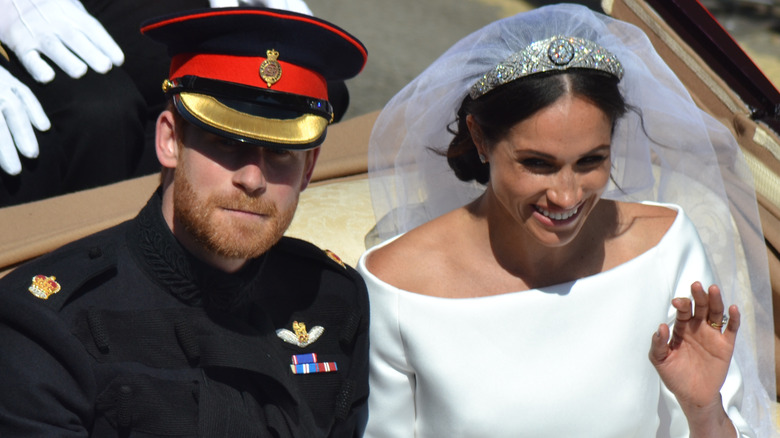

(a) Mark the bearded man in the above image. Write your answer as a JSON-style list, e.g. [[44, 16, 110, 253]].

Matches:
[[0, 7, 369, 437]]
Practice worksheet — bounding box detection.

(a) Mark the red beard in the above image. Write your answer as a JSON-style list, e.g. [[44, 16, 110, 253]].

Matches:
[[173, 165, 297, 260]]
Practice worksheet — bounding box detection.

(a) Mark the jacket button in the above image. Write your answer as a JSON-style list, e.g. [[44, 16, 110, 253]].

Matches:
[[88, 247, 103, 259]]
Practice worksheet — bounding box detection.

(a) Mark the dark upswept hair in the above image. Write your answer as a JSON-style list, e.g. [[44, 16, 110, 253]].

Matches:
[[446, 69, 627, 184]]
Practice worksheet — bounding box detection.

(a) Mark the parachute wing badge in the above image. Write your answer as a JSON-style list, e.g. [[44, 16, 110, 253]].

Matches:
[[276, 320, 324, 348]]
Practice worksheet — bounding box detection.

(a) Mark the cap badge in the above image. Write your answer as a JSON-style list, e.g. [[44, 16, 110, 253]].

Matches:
[[276, 320, 324, 348], [28, 275, 61, 299], [260, 49, 282, 88]]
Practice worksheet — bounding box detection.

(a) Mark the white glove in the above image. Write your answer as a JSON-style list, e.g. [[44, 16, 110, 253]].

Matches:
[[209, 0, 313, 16], [0, 0, 124, 83], [0, 64, 50, 175]]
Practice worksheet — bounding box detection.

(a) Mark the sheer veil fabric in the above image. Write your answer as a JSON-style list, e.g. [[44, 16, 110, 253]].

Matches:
[[366, 4, 775, 435]]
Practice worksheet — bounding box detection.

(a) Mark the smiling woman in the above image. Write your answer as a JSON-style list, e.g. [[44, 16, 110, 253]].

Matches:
[[469, 93, 614, 250], [358, 3, 774, 437]]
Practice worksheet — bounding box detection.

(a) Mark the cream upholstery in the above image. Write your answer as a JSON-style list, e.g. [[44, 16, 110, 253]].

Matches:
[[285, 177, 374, 268]]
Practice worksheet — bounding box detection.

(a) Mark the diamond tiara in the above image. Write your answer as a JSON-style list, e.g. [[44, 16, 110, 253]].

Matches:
[[469, 36, 624, 99]]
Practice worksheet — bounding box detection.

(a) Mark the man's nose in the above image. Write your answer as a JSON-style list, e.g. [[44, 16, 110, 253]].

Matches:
[[232, 151, 267, 195]]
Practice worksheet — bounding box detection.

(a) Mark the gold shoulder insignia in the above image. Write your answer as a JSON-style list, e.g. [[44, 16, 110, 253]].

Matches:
[[324, 249, 346, 268], [28, 275, 61, 299]]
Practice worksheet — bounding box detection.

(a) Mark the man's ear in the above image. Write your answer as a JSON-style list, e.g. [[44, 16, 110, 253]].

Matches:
[[299, 147, 321, 191], [156, 110, 180, 169], [466, 114, 486, 157]]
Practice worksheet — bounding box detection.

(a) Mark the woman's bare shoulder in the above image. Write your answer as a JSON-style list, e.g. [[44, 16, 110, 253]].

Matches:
[[607, 201, 679, 260], [365, 211, 466, 293], [619, 202, 678, 232]]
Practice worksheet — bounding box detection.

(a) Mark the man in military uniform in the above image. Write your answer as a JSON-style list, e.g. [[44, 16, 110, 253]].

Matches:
[[0, 8, 369, 437]]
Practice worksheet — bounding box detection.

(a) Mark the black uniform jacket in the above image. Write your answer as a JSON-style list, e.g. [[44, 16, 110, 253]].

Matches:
[[0, 191, 370, 437]]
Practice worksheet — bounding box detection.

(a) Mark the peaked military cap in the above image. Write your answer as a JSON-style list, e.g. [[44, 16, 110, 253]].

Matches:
[[141, 7, 367, 150]]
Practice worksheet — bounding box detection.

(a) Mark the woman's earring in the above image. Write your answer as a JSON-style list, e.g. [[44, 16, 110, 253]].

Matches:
[[478, 153, 487, 164]]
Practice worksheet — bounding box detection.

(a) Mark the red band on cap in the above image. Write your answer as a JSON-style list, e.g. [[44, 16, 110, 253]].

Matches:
[[170, 53, 328, 100]]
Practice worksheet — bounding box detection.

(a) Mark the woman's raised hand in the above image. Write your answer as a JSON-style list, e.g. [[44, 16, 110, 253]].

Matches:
[[649, 281, 740, 436]]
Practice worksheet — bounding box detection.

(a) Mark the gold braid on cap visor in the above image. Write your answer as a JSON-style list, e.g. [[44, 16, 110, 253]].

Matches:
[[177, 91, 329, 146], [469, 35, 624, 99]]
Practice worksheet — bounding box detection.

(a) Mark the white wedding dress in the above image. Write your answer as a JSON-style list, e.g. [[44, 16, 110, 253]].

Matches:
[[358, 204, 752, 438]]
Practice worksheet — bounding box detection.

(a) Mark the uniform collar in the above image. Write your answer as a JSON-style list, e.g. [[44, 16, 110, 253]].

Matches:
[[128, 190, 267, 314]]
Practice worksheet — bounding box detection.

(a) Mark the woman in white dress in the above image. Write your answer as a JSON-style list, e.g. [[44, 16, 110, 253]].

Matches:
[[358, 4, 775, 437]]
